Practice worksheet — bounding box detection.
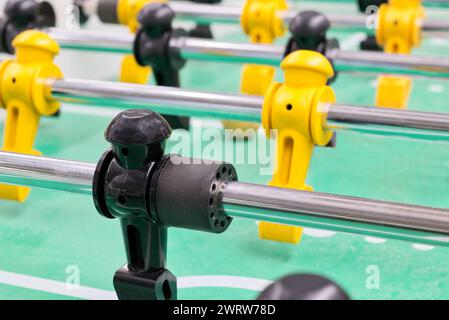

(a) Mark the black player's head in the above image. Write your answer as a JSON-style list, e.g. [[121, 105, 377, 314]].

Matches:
[[289, 11, 330, 50], [106, 109, 172, 170]]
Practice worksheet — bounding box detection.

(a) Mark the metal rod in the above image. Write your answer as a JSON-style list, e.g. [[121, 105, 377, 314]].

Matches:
[[327, 104, 449, 132], [0, 152, 95, 195], [75, 0, 449, 31], [327, 104, 449, 141], [169, 3, 449, 32], [170, 36, 284, 65], [330, 50, 449, 78], [48, 28, 133, 54], [47, 28, 449, 78], [48, 78, 449, 140], [1, 151, 449, 246], [50, 78, 263, 122], [222, 182, 449, 247], [170, 2, 243, 24]]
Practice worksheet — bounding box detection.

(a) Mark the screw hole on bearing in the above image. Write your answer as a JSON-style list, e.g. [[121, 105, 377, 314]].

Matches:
[[211, 184, 217, 192], [286, 104, 293, 111], [12, 78, 16, 84]]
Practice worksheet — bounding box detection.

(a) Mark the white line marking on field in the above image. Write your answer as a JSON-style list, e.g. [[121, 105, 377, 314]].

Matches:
[[428, 84, 444, 93], [178, 276, 272, 291], [0, 270, 271, 300], [411, 244, 435, 251], [0, 270, 116, 300], [364, 237, 387, 244], [303, 228, 337, 238]]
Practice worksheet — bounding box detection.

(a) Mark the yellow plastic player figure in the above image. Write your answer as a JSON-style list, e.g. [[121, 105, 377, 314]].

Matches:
[[260, 50, 336, 244], [223, 0, 288, 138], [117, 0, 167, 84], [375, 0, 424, 109], [0, 30, 63, 202]]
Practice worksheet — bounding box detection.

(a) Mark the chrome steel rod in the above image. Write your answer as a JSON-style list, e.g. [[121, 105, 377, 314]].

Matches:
[[49, 78, 449, 139], [327, 104, 449, 131], [50, 78, 264, 122], [48, 28, 133, 53], [169, 3, 449, 32], [330, 50, 449, 77], [48, 28, 449, 78], [76, 0, 449, 31], [0, 152, 95, 194], [1, 152, 449, 246], [170, 2, 242, 24], [170, 36, 283, 65], [223, 182, 449, 246]]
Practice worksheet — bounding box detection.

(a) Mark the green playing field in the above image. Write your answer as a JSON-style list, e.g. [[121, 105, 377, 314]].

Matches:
[[1, 3, 449, 300]]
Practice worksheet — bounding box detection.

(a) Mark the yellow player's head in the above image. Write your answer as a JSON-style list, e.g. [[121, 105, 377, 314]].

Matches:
[[13, 30, 59, 63], [281, 50, 334, 88]]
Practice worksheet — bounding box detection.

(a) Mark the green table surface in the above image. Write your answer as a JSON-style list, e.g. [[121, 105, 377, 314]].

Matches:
[[0, 25, 449, 300]]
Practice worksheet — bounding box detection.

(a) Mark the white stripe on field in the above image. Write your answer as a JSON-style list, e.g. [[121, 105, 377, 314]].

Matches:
[[0, 270, 116, 300], [0, 270, 271, 300], [178, 276, 272, 291]]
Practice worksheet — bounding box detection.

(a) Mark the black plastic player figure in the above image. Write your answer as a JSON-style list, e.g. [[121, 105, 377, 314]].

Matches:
[[257, 274, 350, 300], [284, 11, 339, 84], [0, 0, 56, 53], [134, 3, 191, 131], [93, 109, 237, 300], [357, 0, 386, 51]]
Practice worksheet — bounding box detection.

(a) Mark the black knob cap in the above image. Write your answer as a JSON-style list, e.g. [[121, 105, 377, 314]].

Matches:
[[257, 274, 350, 300], [4, 0, 39, 27], [138, 3, 174, 38], [289, 11, 330, 49], [105, 109, 172, 169], [36, 1, 56, 27]]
